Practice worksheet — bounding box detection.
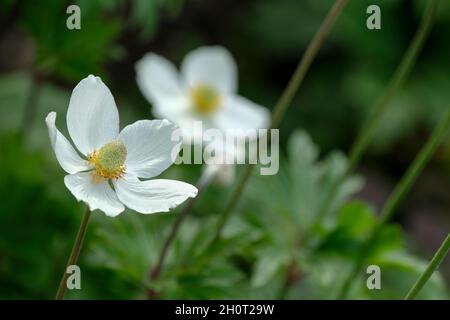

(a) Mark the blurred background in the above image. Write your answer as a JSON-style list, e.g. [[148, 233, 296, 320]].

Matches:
[[0, 0, 449, 299]]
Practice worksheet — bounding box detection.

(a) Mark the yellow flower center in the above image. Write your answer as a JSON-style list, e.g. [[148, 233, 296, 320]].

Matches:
[[87, 140, 127, 182], [191, 84, 221, 115]]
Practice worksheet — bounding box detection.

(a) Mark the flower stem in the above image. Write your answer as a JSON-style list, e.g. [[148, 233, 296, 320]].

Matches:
[[55, 205, 91, 300], [347, 0, 438, 172], [148, 167, 218, 290], [404, 233, 450, 300], [273, 0, 438, 300], [210, 0, 349, 244], [313, 0, 439, 226], [338, 108, 450, 299]]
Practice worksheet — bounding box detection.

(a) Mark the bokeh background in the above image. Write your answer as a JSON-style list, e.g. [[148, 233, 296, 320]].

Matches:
[[0, 0, 449, 299]]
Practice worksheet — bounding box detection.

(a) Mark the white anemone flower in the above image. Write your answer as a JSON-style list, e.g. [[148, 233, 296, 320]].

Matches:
[[135, 46, 271, 157], [45, 75, 198, 217]]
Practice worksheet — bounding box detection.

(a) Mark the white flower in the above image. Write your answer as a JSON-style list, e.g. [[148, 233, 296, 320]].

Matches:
[[45, 75, 198, 217], [135, 46, 271, 156]]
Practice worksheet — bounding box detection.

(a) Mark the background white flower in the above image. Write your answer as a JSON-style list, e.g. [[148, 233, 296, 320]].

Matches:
[[135, 46, 271, 157], [45, 75, 198, 217]]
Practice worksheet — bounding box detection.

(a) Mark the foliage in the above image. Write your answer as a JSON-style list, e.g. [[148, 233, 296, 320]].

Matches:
[[0, 0, 449, 300]]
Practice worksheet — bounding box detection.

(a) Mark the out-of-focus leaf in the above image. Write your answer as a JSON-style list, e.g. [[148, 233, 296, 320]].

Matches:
[[337, 202, 376, 238], [316, 201, 375, 257], [361, 251, 448, 299], [287, 130, 364, 228], [0, 134, 79, 299], [251, 251, 289, 288], [20, 0, 122, 81], [243, 130, 363, 290]]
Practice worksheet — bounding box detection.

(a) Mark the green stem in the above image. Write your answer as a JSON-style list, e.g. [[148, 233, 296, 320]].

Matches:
[[313, 0, 439, 225], [379, 111, 450, 224], [405, 233, 450, 300], [210, 0, 349, 244], [55, 205, 91, 300], [338, 108, 450, 299], [276, 0, 438, 299], [348, 0, 438, 172]]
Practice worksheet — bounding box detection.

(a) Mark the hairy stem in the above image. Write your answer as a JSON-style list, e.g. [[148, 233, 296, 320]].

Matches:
[[338, 108, 450, 299], [210, 0, 349, 244], [405, 233, 450, 300], [55, 205, 91, 300]]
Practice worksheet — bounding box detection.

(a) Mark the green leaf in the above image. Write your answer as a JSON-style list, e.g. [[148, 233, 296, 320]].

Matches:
[[337, 201, 376, 238], [251, 251, 289, 288]]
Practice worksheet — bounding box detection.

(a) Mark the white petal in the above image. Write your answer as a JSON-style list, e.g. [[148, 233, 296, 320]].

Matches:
[[45, 112, 90, 174], [215, 94, 271, 131], [151, 95, 191, 121], [113, 174, 198, 214], [67, 75, 120, 155], [181, 46, 237, 93], [136, 53, 189, 118], [118, 119, 182, 179], [135, 53, 186, 109], [64, 172, 125, 217], [136, 53, 185, 102]]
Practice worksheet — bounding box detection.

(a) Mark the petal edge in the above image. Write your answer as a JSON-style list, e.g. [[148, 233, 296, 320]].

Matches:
[[45, 112, 90, 174], [113, 174, 198, 214], [64, 172, 125, 217]]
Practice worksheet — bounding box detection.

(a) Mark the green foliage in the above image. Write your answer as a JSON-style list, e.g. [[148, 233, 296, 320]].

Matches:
[[0, 0, 448, 300], [241, 131, 447, 299], [0, 134, 78, 299], [20, 0, 122, 81]]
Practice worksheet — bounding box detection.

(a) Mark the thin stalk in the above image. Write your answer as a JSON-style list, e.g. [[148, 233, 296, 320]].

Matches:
[[313, 0, 439, 225], [338, 108, 450, 299], [277, 257, 302, 300], [347, 0, 438, 172], [405, 233, 450, 300], [274, 0, 438, 300], [55, 205, 91, 300], [148, 167, 219, 284], [210, 0, 349, 244]]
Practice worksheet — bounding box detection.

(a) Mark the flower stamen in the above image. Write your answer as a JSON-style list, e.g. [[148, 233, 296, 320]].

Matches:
[[191, 84, 221, 114], [87, 140, 127, 182]]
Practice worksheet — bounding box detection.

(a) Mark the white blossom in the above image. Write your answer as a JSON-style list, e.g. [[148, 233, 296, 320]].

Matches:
[[46, 75, 197, 217]]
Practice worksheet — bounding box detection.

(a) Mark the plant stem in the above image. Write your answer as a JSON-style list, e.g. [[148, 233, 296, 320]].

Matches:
[[210, 0, 349, 244], [148, 167, 219, 285], [274, 0, 438, 299], [55, 205, 91, 300], [338, 108, 450, 299], [277, 257, 302, 300], [379, 112, 450, 224], [313, 0, 439, 226], [347, 0, 438, 172], [405, 233, 450, 300]]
